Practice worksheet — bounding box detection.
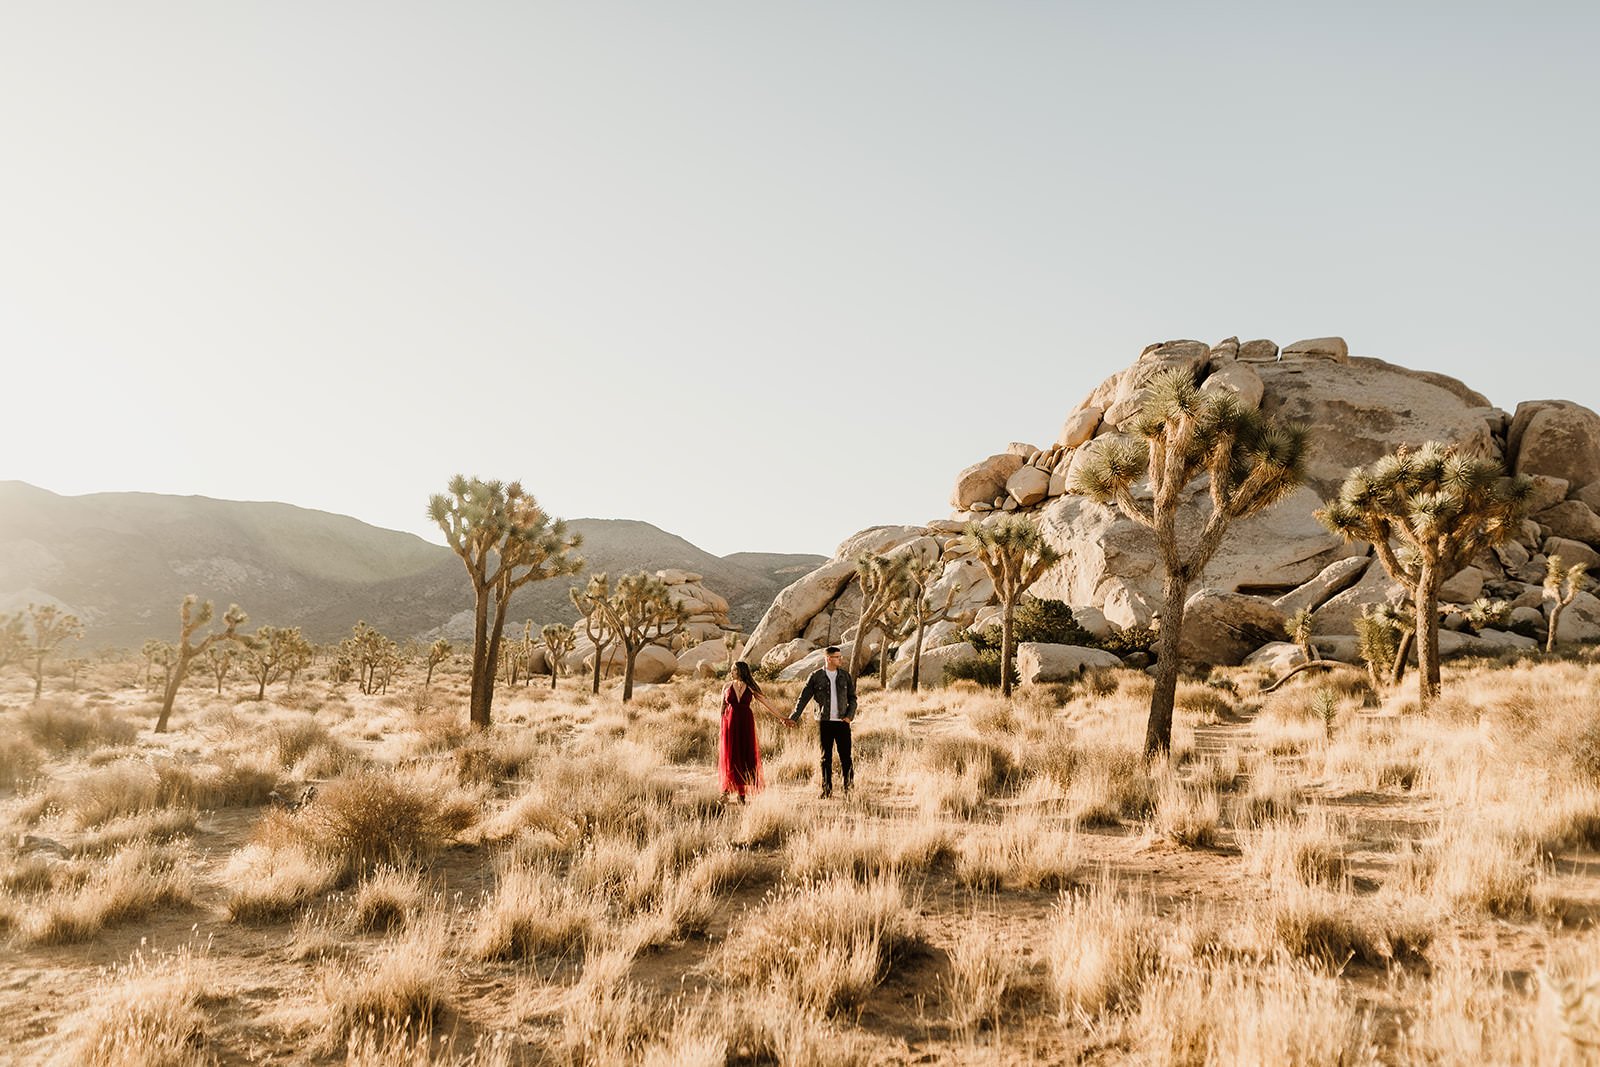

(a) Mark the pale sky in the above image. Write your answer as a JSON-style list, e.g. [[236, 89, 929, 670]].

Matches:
[[3, 3, 1597, 557]]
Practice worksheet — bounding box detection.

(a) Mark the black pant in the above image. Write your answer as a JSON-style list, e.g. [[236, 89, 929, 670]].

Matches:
[[819, 719, 852, 792]]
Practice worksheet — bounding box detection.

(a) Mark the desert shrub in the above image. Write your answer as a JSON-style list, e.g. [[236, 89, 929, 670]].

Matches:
[[636, 706, 715, 764], [787, 820, 951, 883], [717, 875, 920, 1016], [57, 949, 212, 1067], [944, 649, 1011, 689], [292, 771, 477, 879], [1067, 744, 1155, 825], [19, 698, 138, 751], [0, 729, 43, 788], [1254, 884, 1433, 966], [452, 728, 550, 785], [1096, 625, 1157, 658], [1150, 772, 1221, 848], [1242, 808, 1346, 887], [917, 734, 1017, 795], [1396, 820, 1544, 918], [74, 808, 199, 855]]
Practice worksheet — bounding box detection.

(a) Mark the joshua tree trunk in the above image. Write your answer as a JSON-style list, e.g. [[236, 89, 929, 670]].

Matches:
[[155, 650, 196, 733], [591, 642, 606, 694], [999, 598, 1018, 698], [621, 641, 640, 703], [468, 587, 497, 728], [1146, 574, 1190, 758], [1547, 605, 1565, 653], [32, 653, 44, 700], [910, 616, 926, 693], [1414, 568, 1442, 708]]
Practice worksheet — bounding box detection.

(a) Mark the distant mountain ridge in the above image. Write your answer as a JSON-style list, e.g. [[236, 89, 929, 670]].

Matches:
[[0, 482, 824, 647]]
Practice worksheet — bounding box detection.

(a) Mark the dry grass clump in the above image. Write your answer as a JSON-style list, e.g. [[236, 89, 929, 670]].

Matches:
[[18, 697, 138, 752], [786, 819, 951, 882], [634, 705, 716, 763], [1045, 880, 1158, 1019], [1064, 742, 1155, 826], [1150, 771, 1222, 849], [916, 733, 1018, 797], [450, 726, 552, 784], [957, 811, 1077, 891], [73, 807, 199, 855], [1135, 956, 1378, 1066], [21, 839, 195, 944], [28, 754, 278, 831], [484, 744, 681, 849], [732, 790, 804, 848], [717, 875, 920, 1015], [559, 947, 661, 1064], [319, 911, 456, 1048], [287, 770, 477, 879], [0, 728, 44, 788], [1252, 883, 1434, 966], [943, 920, 1032, 1037], [56, 949, 212, 1067], [349, 866, 427, 933], [1396, 820, 1545, 918], [223, 827, 342, 923], [470, 859, 605, 962], [1242, 808, 1346, 887], [1528, 784, 1600, 854]]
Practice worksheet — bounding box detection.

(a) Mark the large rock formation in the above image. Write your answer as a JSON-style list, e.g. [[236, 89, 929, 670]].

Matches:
[[745, 337, 1600, 675]]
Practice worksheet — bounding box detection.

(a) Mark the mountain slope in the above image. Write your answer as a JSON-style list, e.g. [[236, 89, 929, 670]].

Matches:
[[0, 482, 823, 646]]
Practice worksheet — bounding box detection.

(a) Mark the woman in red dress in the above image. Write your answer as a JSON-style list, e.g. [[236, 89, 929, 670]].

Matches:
[[719, 660, 792, 803]]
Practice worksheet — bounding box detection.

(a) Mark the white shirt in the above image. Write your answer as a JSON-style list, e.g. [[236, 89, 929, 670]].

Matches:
[[825, 668, 841, 719]]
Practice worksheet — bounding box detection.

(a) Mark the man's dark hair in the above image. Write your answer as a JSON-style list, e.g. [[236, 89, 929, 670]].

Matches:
[[825, 645, 841, 654]]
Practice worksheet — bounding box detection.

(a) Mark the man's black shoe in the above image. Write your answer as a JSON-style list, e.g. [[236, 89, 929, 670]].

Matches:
[[819, 788, 833, 799]]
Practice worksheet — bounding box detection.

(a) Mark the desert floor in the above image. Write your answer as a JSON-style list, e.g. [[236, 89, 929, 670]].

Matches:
[[2, 652, 1598, 1065]]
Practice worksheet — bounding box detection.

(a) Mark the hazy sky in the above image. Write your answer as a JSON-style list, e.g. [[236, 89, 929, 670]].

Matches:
[[4, 3, 1597, 557]]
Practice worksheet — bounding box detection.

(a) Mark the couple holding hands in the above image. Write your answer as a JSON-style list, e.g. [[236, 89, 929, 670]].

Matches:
[[718, 645, 856, 804]]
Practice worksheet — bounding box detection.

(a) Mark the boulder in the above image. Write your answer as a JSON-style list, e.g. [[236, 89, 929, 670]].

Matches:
[[1236, 338, 1280, 362], [1438, 566, 1485, 604], [1176, 590, 1287, 666], [1310, 635, 1362, 663], [1209, 336, 1240, 361], [631, 645, 678, 684], [951, 454, 1027, 510], [678, 640, 731, 674], [1272, 556, 1371, 617], [1005, 441, 1040, 458], [1006, 465, 1051, 507], [741, 557, 858, 663], [1015, 642, 1123, 684], [1200, 361, 1264, 410], [1543, 537, 1600, 572], [1103, 341, 1211, 427], [781, 640, 876, 682], [655, 569, 702, 585], [1553, 591, 1600, 645], [1473, 628, 1538, 651], [1281, 336, 1349, 363], [1058, 407, 1101, 448], [1494, 539, 1531, 573], [1524, 475, 1571, 516], [1243, 642, 1308, 673], [1511, 400, 1600, 488], [758, 638, 814, 672], [893, 618, 964, 664], [1312, 565, 1406, 633], [1533, 501, 1600, 546], [1509, 605, 1546, 631], [887, 643, 979, 689], [1071, 605, 1115, 639], [1101, 579, 1157, 629], [1574, 481, 1600, 514]]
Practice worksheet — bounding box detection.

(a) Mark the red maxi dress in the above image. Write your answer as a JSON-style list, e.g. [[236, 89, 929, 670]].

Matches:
[[718, 684, 764, 797]]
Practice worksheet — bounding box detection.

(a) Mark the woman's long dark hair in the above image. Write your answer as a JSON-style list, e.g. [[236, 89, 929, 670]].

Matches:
[[732, 660, 761, 694]]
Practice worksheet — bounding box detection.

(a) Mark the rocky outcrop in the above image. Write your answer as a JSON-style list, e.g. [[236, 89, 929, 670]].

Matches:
[[746, 335, 1600, 673]]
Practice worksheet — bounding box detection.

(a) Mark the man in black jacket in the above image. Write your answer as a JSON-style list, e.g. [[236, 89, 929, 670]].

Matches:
[[789, 645, 857, 798]]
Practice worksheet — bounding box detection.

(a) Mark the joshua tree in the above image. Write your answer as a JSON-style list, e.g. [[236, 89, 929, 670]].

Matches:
[[341, 622, 394, 695], [204, 643, 237, 695], [0, 611, 25, 675], [430, 477, 584, 728], [571, 575, 614, 695], [26, 603, 85, 700], [960, 516, 1063, 700], [1318, 442, 1531, 708], [1544, 555, 1589, 653], [143, 639, 176, 692], [877, 592, 915, 687], [1287, 607, 1319, 663], [1072, 368, 1306, 754], [541, 623, 576, 689], [243, 626, 311, 700], [595, 571, 690, 703], [156, 596, 247, 732], [722, 630, 741, 672], [424, 638, 452, 688], [848, 552, 914, 677], [901, 555, 965, 693]]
